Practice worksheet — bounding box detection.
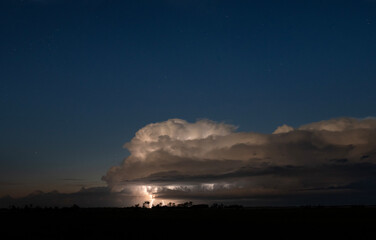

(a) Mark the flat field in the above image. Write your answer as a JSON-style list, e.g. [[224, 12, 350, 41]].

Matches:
[[1, 206, 375, 239]]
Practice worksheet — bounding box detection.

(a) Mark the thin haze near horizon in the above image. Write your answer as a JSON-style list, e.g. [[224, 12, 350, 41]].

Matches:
[[1, 0, 376, 207]]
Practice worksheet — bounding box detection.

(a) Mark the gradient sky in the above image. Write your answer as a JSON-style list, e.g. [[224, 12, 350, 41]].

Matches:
[[1, 0, 376, 199]]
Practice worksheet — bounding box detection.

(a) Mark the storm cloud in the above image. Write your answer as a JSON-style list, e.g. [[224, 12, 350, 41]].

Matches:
[[101, 117, 376, 205], [2, 117, 376, 208]]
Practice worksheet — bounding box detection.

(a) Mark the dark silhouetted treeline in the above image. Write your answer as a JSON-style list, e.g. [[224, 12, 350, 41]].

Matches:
[[131, 200, 243, 209], [2, 204, 376, 239]]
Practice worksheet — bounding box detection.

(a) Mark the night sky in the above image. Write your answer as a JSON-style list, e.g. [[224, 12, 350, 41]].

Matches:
[[1, 0, 376, 207]]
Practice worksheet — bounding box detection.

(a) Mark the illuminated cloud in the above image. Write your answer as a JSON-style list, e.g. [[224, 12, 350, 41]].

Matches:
[[273, 124, 294, 134], [102, 117, 376, 205], [2, 117, 376, 207]]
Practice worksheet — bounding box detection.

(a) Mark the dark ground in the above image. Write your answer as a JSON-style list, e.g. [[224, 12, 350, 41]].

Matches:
[[1, 206, 375, 239]]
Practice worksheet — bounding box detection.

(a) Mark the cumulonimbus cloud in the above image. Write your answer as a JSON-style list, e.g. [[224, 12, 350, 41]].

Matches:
[[102, 117, 376, 205], [2, 117, 376, 207]]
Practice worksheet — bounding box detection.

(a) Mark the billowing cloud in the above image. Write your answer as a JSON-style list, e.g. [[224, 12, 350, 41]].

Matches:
[[101, 117, 376, 206], [2, 117, 376, 207]]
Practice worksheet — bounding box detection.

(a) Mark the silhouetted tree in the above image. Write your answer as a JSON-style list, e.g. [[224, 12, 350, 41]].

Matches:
[[71, 204, 80, 210], [143, 201, 150, 208], [153, 202, 163, 208], [211, 203, 224, 209], [178, 201, 193, 208]]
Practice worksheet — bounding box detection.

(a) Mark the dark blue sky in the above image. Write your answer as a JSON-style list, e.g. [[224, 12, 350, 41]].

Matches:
[[1, 0, 376, 197]]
